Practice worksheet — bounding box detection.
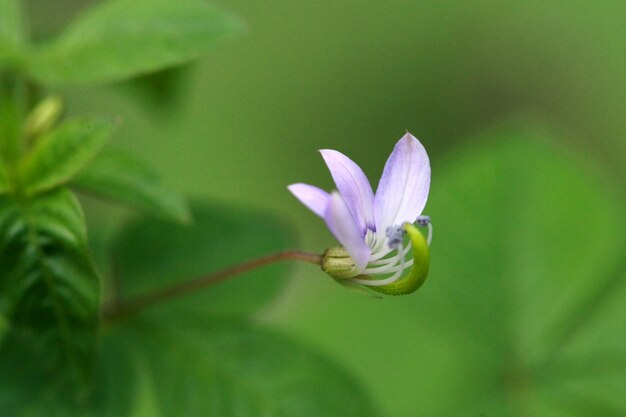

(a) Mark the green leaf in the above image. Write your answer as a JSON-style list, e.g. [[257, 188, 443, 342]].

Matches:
[[94, 316, 379, 417], [0, 329, 137, 417], [0, 311, 8, 343], [0, 188, 100, 413], [421, 130, 625, 415], [0, 73, 20, 162], [28, 0, 243, 85], [19, 118, 112, 195], [121, 65, 194, 111], [0, 160, 10, 195], [88, 335, 138, 417], [109, 201, 295, 317], [0, 333, 84, 417], [0, 0, 24, 65], [73, 149, 189, 223], [275, 126, 626, 417]]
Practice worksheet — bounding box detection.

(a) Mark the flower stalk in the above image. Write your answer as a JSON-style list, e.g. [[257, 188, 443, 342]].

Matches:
[[102, 250, 322, 322]]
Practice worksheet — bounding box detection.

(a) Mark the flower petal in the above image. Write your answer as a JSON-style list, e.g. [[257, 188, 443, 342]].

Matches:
[[374, 132, 430, 231], [324, 191, 370, 271], [319, 149, 375, 234], [288, 183, 330, 218]]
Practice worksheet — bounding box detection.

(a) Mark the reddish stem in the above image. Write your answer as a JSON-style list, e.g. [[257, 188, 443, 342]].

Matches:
[[102, 251, 322, 322]]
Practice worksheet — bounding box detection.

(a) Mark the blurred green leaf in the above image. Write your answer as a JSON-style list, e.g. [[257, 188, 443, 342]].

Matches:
[[28, 0, 243, 85], [0, 335, 78, 417], [0, 74, 20, 162], [0, 311, 8, 342], [0, 160, 9, 194], [88, 335, 138, 417], [0, 0, 24, 64], [409, 128, 626, 415], [73, 149, 189, 223], [0, 188, 100, 414], [277, 126, 626, 417], [95, 316, 379, 417], [19, 118, 112, 195], [110, 201, 295, 316], [121, 65, 194, 111], [421, 129, 625, 415], [0, 0, 21, 44]]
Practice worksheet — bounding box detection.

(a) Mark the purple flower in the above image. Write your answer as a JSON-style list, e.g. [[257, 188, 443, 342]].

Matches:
[[288, 132, 431, 287]]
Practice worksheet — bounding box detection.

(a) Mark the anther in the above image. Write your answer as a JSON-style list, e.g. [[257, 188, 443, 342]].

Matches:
[[416, 215, 431, 227], [416, 216, 433, 246], [385, 225, 404, 248]]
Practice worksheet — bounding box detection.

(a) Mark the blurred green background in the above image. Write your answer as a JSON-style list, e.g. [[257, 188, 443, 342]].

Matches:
[[29, 0, 626, 415]]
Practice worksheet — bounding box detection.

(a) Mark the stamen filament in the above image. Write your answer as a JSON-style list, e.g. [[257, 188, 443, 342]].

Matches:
[[364, 248, 403, 274], [368, 247, 394, 262], [364, 258, 413, 274], [367, 244, 411, 266], [352, 251, 406, 286], [427, 222, 433, 246]]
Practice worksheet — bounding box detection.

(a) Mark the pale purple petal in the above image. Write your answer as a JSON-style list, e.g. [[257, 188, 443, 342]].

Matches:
[[324, 192, 370, 271], [288, 183, 330, 218], [374, 133, 430, 231], [319, 149, 375, 234]]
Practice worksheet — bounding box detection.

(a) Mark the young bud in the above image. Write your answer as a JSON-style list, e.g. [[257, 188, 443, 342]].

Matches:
[[23, 96, 63, 142], [321, 247, 361, 279]]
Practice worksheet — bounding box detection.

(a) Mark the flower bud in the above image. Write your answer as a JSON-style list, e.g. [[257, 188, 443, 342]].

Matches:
[[321, 246, 361, 279], [23, 96, 63, 142]]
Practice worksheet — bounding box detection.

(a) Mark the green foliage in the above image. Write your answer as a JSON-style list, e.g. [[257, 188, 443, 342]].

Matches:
[[424, 129, 625, 415], [18, 119, 112, 195], [0, 0, 21, 44], [122, 65, 194, 111], [0, 313, 6, 343], [0, 2, 386, 417], [0, 74, 20, 162], [110, 202, 294, 316], [92, 203, 381, 416], [0, 188, 100, 412], [27, 0, 243, 85], [73, 150, 189, 223], [92, 317, 379, 417], [0, 195, 378, 416], [0, 160, 9, 194], [88, 336, 137, 417], [0, 0, 23, 65], [92, 201, 382, 415], [284, 128, 626, 417]]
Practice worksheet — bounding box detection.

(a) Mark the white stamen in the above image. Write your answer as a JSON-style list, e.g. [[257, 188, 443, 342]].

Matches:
[[367, 244, 411, 266], [355, 233, 414, 286], [368, 246, 394, 261], [352, 218, 429, 287], [368, 225, 406, 262], [352, 248, 407, 286], [364, 247, 403, 274], [364, 258, 413, 274]]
